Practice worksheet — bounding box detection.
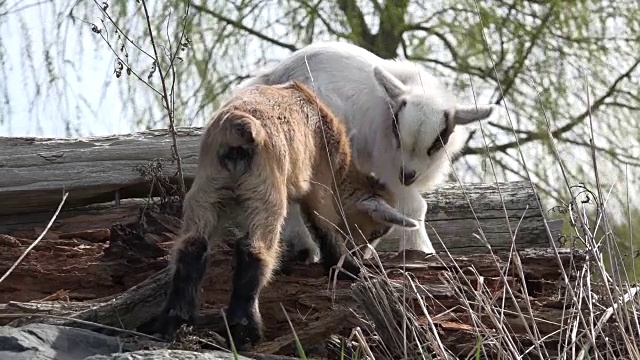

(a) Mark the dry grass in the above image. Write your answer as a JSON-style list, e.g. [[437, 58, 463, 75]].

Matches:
[[337, 173, 640, 359], [327, 112, 640, 358]]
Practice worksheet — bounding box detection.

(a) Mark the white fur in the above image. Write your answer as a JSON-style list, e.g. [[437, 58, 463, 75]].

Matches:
[[281, 201, 320, 263], [237, 41, 495, 257]]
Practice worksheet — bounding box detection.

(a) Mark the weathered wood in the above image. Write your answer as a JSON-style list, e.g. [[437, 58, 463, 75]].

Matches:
[[0, 193, 560, 256], [0, 128, 203, 216], [0, 227, 567, 306], [0, 225, 585, 318], [0, 202, 588, 358], [0, 128, 560, 253], [351, 278, 435, 359], [380, 181, 563, 253], [0, 199, 146, 238]]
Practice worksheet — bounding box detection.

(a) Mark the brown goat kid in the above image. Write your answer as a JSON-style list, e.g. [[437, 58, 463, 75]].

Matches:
[[157, 81, 419, 351]]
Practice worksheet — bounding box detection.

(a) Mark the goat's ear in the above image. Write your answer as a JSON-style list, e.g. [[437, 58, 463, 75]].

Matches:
[[373, 66, 408, 103], [452, 104, 495, 125], [356, 197, 420, 229]]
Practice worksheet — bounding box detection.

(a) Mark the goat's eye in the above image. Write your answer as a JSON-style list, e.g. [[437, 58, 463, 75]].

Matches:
[[427, 111, 454, 156], [427, 127, 449, 155], [427, 138, 443, 156]]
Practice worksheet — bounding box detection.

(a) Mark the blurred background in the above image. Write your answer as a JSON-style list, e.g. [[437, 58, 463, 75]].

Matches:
[[1, 0, 639, 277]]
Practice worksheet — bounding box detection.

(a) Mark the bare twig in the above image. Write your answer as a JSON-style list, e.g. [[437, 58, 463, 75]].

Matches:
[[139, 0, 187, 199], [190, 2, 297, 51], [0, 191, 68, 284]]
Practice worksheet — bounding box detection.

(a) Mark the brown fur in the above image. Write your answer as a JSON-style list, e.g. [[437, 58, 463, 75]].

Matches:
[[157, 81, 418, 351]]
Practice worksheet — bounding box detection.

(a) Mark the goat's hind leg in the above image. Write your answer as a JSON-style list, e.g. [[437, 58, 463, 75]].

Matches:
[[156, 188, 223, 338], [159, 232, 210, 336], [225, 187, 286, 350]]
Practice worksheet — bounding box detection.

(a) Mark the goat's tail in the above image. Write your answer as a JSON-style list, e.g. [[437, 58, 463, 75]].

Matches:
[[217, 109, 266, 148], [201, 109, 267, 176]]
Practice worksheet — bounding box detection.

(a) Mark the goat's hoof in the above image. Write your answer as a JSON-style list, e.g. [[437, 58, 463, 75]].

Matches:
[[224, 304, 264, 351], [291, 248, 313, 263], [274, 257, 295, 276], [155, 314, 189, 341], [276, 248, 316, 276], [225, 318, 263, 351], [156, 300, 198, 340], [275, 264, 293, 276]]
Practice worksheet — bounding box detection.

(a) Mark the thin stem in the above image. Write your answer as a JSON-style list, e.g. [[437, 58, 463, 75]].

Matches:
[[140, 0, 186, 198]]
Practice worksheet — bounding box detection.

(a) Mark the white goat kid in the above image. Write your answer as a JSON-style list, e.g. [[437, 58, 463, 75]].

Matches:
[[239, 41, 496, 257]]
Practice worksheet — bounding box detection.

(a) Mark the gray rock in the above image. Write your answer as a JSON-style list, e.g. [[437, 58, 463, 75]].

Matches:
[[0, 323, 122, 360], [0, 322, 254, 360], [83, 349, 253, 360]]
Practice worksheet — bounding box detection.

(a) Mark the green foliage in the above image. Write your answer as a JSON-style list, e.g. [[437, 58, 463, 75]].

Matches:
[[1, 0, 640, 217]]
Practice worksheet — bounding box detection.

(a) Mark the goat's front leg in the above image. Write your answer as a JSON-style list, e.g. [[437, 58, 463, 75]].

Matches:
[[383, 188, 435, 255], [277, 201, 320, 275], [300, 209, 360, 281]]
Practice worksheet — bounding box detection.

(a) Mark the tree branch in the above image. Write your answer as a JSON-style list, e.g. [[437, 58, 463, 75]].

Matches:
[[402, 25, 495, 79], [140, 0, 187, 197], [373, 0, 409, 58], [190, 2, 297, 51], [0, 0, 49, 17], [463, 56, 640, 156], [299, 0, 347, 38], [335, 0, 374, 49], [492, 5, 556, 105]]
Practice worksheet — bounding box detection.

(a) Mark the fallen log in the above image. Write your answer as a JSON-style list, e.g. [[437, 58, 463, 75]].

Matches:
[[0, 199, 146, 239], [0, 210, 587, 357], [0, 128, 202, 216], [377, 181, 563, 253], [0, 132, 562, 254]]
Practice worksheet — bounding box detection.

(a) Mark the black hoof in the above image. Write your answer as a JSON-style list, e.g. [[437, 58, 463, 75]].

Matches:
[[275, 248, 314, 276], [224, 302, 264, 351], [274, 260, 294, 276], [156, 298, 198, 340], [155, 314, 187, 341], [226, 319, 263, 351]]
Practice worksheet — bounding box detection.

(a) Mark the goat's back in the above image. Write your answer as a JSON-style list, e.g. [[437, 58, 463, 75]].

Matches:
[[198, 82, 349, 199]]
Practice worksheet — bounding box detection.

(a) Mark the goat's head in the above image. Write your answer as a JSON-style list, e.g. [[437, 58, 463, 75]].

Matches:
[[372, 65, 495, 188]]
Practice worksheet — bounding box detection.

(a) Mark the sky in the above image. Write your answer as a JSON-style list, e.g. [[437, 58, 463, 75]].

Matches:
[[1, 0, 132, 137], [0, 0, 293, 138]]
